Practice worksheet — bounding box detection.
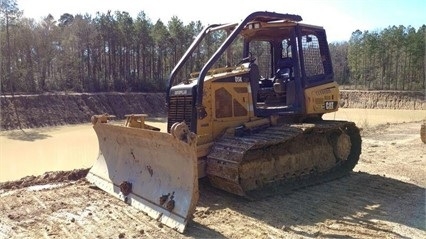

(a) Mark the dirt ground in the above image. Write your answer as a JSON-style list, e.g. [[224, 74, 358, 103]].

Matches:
[[0, 121, 425, 239]]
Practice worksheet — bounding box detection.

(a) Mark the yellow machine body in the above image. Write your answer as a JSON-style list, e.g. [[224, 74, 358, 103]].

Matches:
[[86, 12, 361, 233]]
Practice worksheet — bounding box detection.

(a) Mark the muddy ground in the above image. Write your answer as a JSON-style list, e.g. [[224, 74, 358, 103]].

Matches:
[[1, 121, 425, 239]]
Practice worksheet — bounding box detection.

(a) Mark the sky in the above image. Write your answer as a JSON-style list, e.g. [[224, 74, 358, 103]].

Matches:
[[17, 0, 426, 42]]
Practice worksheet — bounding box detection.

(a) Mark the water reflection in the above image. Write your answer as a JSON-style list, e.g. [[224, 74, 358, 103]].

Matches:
[[5, 130, 51, 141]]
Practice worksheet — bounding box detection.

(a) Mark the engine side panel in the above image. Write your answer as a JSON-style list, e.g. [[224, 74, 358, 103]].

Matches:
[[304, 82, 340, 115]]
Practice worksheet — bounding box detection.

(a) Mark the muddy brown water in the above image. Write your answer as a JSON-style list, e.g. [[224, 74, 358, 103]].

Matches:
[[0, 109, 424, 182]]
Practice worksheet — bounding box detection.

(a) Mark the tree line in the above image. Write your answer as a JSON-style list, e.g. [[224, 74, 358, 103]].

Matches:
[[330, 25, 425, 91], [1, 0, 425, 94]]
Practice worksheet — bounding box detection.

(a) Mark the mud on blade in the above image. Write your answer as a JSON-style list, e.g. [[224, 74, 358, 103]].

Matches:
[[86, 122, 198, 233]]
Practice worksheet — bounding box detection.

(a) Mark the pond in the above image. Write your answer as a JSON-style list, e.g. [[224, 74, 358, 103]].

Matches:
[[1, 109, 424, 182]]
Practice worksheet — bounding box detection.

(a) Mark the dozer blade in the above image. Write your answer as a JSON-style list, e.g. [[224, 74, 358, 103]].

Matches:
[[86, 121, 198, 233]]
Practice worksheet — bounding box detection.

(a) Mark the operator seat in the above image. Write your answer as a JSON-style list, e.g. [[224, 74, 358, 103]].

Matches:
[[273, 57, 293, 94]]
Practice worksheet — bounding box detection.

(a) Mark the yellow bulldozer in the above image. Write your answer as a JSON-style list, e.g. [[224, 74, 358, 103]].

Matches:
[[86, 11, 362, 233]]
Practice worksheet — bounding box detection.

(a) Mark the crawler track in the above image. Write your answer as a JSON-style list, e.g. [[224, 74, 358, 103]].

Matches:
[[206, 120, 361, 196]]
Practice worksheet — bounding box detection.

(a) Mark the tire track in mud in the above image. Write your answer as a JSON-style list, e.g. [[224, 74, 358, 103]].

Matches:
[[1, 171, 424, 238], [192, 170, 425, 238], [191, 122, 424, 238], [0, 181, 187, 239]]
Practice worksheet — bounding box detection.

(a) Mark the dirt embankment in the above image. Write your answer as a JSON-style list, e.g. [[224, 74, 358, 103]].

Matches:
[[0, 93, 167, 130], [1, 91, 424, 130], [340, 90, 425, 110]]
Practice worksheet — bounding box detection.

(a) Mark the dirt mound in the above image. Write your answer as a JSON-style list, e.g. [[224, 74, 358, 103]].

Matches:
[[0, 168, 89, 190]]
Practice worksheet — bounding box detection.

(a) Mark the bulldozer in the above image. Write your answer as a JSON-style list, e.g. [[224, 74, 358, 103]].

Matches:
[[86, 11, 362, 233]]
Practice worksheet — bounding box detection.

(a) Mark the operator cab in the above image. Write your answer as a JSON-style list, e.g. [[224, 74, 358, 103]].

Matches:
[[242, 21, 334, 117], [166, 12, 336, 133]]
